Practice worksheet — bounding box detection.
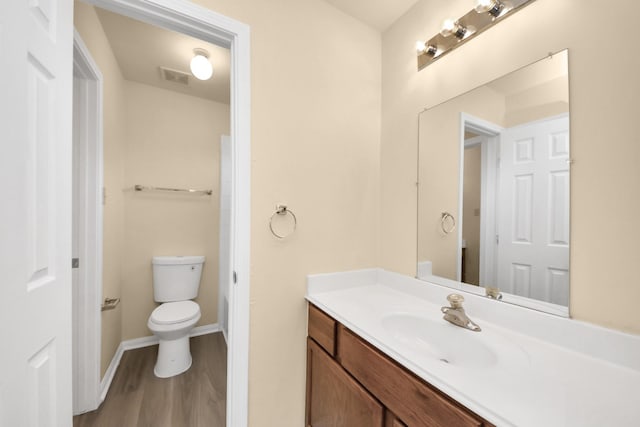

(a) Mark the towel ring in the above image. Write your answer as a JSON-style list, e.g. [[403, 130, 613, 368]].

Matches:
[[269, 204, 297, 239], [441, 211, 456, 234]]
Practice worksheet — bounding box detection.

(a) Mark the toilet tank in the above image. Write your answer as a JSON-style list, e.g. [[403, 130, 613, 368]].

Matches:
[[152, 256, 205, 302]]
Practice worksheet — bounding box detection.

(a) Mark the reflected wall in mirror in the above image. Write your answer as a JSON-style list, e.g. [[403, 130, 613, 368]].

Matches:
[[418, 50, 570, 315]]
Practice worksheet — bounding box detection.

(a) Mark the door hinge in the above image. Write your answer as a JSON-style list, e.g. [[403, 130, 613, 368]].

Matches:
[[233, 271, 237, 284], [72, 258, 79, 268]]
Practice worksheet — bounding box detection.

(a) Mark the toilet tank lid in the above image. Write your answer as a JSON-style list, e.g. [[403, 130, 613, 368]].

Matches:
[[152, 256, 205, 265]]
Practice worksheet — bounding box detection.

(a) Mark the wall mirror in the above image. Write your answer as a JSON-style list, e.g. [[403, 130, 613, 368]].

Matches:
[[417, 49, 570, 316]]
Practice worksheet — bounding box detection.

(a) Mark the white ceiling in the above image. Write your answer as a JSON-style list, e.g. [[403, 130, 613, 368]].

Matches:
[[322, 0, 420, 32], [95, 7, 230, 104]]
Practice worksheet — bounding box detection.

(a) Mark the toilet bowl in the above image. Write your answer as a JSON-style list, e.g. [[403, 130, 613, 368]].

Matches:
[[148, 255, 205, 378], [148, 300, 201, 378]]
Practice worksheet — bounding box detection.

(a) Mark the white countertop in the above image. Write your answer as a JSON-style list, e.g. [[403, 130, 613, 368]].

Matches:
[[306, 269, 640, 427]]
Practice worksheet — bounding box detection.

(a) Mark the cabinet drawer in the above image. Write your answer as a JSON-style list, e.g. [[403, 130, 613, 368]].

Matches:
[[308, 304, 336, 356], [306, 338, 384, 427], [338, 326, 484, 427]]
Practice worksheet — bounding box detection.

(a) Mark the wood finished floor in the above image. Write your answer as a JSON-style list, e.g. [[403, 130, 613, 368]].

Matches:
[[74, 333, 227, 427]]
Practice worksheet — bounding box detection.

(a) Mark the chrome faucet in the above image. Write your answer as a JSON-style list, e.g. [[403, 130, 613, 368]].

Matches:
[[441, 294, 481, 332]]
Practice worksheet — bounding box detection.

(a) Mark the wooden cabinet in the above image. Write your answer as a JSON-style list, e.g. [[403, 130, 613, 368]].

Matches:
[[306, 304, 494, 427], [306, 338, 384, 427]]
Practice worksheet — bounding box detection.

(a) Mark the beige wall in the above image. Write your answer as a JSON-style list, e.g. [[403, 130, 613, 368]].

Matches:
[[188, 1, 381, 426], [505, 76, 569, 126], [121, 81, 229, 340], [382, 0, 640, 334], [76, 1, 380, 424], [74, 2, 126, 377]]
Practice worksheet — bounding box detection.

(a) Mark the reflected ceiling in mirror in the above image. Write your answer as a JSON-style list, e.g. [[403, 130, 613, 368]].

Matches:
[[417, 50, 570, 316]]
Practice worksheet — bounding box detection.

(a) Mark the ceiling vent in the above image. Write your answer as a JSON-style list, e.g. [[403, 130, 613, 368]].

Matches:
[[159, 66, 190, 85]]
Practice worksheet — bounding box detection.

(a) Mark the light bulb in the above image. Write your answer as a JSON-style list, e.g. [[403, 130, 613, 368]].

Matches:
[[416, 41, 438, 57], [440, 19, 457, 37], [475, 0, 505, 17], [474, 0, 496, 13], [190, 49, 213, 80], [440, 19, 466, 39]]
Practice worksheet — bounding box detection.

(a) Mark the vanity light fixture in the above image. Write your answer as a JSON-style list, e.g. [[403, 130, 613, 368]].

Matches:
[[190, 48, 213, 81], [474, 0, 506, 17], [417, 0, 537, 71]]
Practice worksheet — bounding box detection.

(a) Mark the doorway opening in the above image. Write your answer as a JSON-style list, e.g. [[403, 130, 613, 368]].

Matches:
[[459, 113, 501, 287], [72, 0, 250, 425]]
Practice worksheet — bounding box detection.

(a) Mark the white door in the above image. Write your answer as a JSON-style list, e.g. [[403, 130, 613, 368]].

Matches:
[[0, 0, 74, 425], [496, 115, 570, 305]]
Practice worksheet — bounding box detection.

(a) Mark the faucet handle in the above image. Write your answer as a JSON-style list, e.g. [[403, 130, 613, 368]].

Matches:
[[447, 293, 465, 309]]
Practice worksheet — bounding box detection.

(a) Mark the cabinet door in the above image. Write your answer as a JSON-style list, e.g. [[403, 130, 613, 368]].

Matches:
[[306, 338, 384, 427]]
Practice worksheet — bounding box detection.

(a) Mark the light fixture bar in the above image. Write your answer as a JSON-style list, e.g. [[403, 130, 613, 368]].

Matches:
[[417, 0, 537, 71]]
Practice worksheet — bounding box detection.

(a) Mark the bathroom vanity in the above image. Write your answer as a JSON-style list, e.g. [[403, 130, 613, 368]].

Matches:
[[307, 303, 494, 426], [305, 269, 640, 427]]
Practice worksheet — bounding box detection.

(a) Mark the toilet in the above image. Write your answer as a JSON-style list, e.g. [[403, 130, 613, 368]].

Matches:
[[147, 255, 204, 378]]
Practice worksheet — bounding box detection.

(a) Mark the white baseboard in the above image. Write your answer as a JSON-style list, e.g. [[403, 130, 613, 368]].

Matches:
[[99, 323, 220, 403], [191, 323, 221, 337], [99, 341, 125, 403]]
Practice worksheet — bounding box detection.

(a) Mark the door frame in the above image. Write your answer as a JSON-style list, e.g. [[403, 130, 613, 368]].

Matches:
[[81, 0, 251, 425], [459, 113, 502, 286], [72, 30, 104, 415]]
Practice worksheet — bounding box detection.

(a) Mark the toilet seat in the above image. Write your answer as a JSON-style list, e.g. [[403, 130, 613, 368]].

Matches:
[[150, 300, 200, 325]]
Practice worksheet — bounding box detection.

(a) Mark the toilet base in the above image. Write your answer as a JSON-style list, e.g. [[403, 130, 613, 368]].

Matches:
[[154, 335, 193, 378]]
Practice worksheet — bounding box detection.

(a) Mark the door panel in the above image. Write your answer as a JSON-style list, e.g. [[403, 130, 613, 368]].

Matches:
[[497, 115, 570, 305], [0, 0, 73, 425]]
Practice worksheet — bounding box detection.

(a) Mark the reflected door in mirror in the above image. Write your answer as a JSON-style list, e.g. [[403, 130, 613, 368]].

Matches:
[[496, 115, 570, 305]]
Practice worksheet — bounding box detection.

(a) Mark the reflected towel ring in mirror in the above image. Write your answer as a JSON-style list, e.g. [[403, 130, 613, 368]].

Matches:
[[441, 212, 456, 234], [269, 204, 297, 239]]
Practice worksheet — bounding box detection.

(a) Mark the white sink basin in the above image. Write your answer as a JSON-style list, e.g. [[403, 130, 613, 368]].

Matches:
[[381, 313, 527, 369]]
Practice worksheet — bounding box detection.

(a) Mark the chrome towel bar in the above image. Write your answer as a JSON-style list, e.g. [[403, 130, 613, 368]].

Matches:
[[133, 184, 212, 196]]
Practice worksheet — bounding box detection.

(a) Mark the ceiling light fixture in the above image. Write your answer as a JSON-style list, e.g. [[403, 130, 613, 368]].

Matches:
[[474, 0, 505, 17], [190, 48, 213, 81]]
